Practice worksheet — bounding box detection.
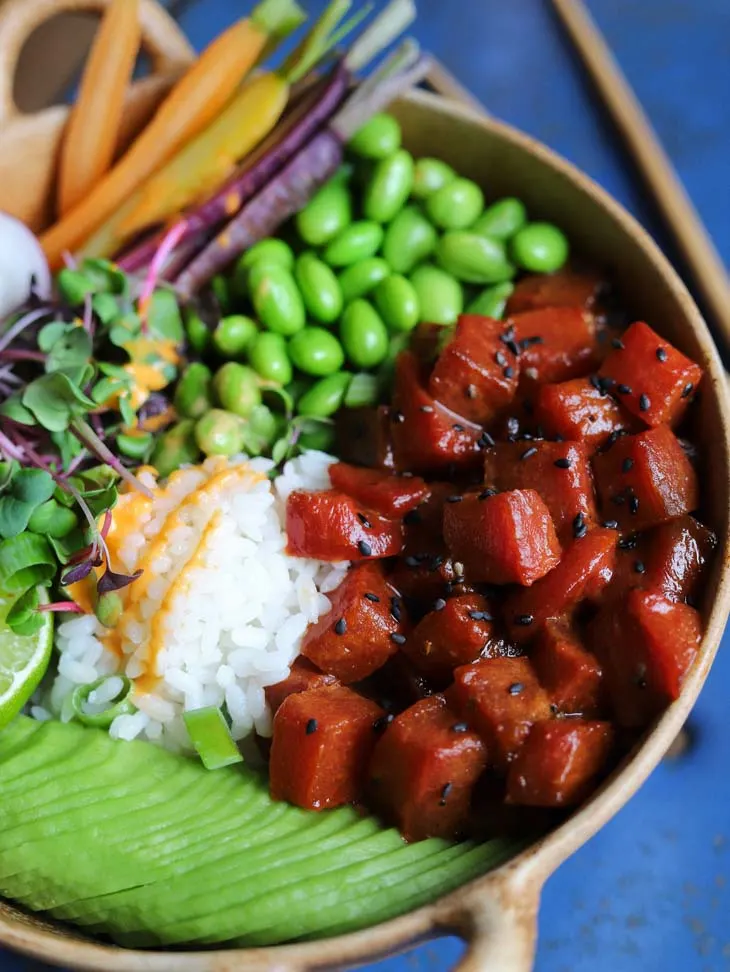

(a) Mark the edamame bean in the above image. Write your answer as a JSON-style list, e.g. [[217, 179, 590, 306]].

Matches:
[[363, 150, 415, 224], [28, 499, 78, 538], [298, 424, 336, 452], [174, 362, 213, 419], [289, 327, 345, 377], [238, 238, 294, 273], [348, 113, 402, 159], [242, 404, 278, 455], [248, 332, 293, 385], [344, 372, 379, 408], [323, 221, 384, 267], [340, 300, 389, 368], [152, 420, 201, 478], [425, 178, 484, 230], [194, 410, 244, 457], [298, 372, 352, 417], [212, 362, 262, 418], [374, 275, 420, 332], [185, 309, 210, 354], [249, 264, 305, 336], [295, 171, 352, 246], [212, 314, 258, 358], [211, 275, 231, 313], [409, 264, 463, 325], [294, 253, 343, 324], [338, 258, 391, 302], [465, 281, 515, 319], [115, 433, 154, 462], [436, 231, 516, 284], [471, 197, 527, 240], [381, 205, 437, 274], [411, 158, 457, 200], [511, 222, 569, 272]]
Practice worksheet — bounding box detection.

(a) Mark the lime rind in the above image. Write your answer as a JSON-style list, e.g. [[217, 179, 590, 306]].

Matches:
[[0, 589, 53, 729]]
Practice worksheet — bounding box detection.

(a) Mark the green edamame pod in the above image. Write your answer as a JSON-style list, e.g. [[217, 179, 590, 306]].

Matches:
[[436, 232, 516, 285], [295, 171, 352, 246], [249, 264, 305, 336], [152, 420, 201, 478], [411, 158, 457, 200], [212, 314, 258, 358], [212, 363, 262, 418], [323, 221, 384, 267], [511, 222, 569, 272], [347, 113, 402, 159], [471, 198, 527, 240], [237, 238, 294, 273], [115, 433, 154, 462], [185, 309, 211, 354], [298, 372, 352, 417], [289, 327, 345, 377], [409, 265, 463, 325], [194, 410, 244, 458], [425, 178, 484, 230], [241, 404, 278, 455], [339, 300, 389, 368], [363, 150, 415, 224], [338, 258, 391, 302], [381, 205, 437, 274], [344, 372, 379, 408], [174, 362, 213, 419], [465, 281, 515, 319], [248, 332, 293, 385], [294, 252, 343, 324], [374, 275, 420, 332]]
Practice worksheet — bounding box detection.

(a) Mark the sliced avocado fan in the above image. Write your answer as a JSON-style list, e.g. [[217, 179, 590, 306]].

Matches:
[[0, 718, 522, 948]]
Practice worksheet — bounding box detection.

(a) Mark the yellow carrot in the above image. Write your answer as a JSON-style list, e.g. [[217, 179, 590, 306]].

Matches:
[[41, 0, 305, 269], [58, 0, 142, 216]]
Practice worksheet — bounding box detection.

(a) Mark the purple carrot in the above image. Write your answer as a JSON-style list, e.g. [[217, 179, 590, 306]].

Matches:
[[117, 64, 349, 274], [174, 51, 430, 298]]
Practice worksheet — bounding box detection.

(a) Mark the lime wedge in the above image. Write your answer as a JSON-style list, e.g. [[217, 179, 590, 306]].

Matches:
[[0, 589, 53, 729]]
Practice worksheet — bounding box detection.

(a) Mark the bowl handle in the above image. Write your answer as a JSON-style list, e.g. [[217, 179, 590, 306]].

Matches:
[[0, 0, 193, 123]]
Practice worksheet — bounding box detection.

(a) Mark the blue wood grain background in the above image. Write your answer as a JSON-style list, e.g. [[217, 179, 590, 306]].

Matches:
[[2, 1, 729, 969]]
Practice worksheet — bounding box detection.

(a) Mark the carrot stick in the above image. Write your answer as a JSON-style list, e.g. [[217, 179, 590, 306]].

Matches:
[[40, 0, 306, 270], [57, 0, 141, 216]]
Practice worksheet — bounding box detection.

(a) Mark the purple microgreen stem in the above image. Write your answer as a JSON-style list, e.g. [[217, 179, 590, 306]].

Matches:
[[70, 418, 153, 498]]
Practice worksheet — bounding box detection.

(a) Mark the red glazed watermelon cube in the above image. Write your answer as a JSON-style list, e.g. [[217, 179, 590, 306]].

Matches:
[[531, 621, 603, 715], [507, 269, 607, 315], [265, 658, 339, 715], [329, 462, 430, 517], [508, 306, 599, 384], [534, 377, 635, 451]]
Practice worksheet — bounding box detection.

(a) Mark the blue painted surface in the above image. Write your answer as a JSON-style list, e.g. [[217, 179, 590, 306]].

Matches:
[[3, 1, 730, 969]]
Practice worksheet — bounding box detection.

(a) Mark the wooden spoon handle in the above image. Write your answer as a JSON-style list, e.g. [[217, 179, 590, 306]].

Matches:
[[0, 0, 193, 122]]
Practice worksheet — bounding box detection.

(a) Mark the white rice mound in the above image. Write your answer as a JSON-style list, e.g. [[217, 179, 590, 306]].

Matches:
[[34, 451, 347, 752]]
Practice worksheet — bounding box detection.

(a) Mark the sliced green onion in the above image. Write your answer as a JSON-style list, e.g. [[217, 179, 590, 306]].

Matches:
[[71, 675, 136, 728], [0, 534, 56, 594], [344, 372, 379, 408], [183, 706, 244, 771]]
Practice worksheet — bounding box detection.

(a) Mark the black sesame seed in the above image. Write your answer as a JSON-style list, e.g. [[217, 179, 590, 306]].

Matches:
[[479, 488, 497, 500], [634, 560, 646, 574], [404, 555, 420, 568], [515, 614, 534, 626], [495, 350, 507, 367], [390, 633, 406, 645], [478, 431, 495, 449], [611, 337, 625, 350], [364, 592, 380, 603], [617, 384, 632, 395], [629, 495, 640, 515], [639, 393, 651, 412], [506, 416, 520, 436], [501, 325, 516, 342], [554, 457, 572, 469], [357, 512, 372, 528], [506, 339, 521, 357], [334, 617, 347, 635], [451, 722, 469, 733], [465, 384, 477, 399], [508, 682, 524, 696], [520, 446, 538, 460], [390, 598, 403, 622], [602, 519, 620, 530], [373, 713, 394, 733], [446, 494, 463, 503], [420, 404, 434, 413], [656, 347, 668, 362], [573, 513, 587, 539], [503, 366, 515, 379], [403, 508, 422, 526], [429, 554, 444, 571], [622, 457, 634, 473], [681, 383, 694, 399], [520, 335, 544, 349], [439, 782, 453, 806], [306, 719, 318, 735], [434, 598, 447, 612], [468, 610, 494, 622], [589, 374, 601, 391], [391, 410, 405, 424], [598, 376, 615, 393], [618, 533, 639, 550], [452, 423, 465, 432], [358, 540, 372, 556]]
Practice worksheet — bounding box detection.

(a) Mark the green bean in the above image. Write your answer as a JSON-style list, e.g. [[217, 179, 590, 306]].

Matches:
[[347, 113, 402, 159], [249, 264, 305, 336], [436, 231, 516, 284], [27, 499, 78, 538], [289, 327, 345, 377], [184, 309, 211, 354], [152, 420, 201, 478], [248, 332, 293, 385], [294, 253, 343, 324], [339, 300, 389, 368], [322, 221, 384, 268], [338, 258, 391, 302], [295, 170, 352, 246], [425, 178, 484, 230], [411, 158, 456, 200], [381, 205, 437, 274], [511, 221, 569, 272], [298, 372, 352, 417], [465, 281, 515, 319], [212, 315, 258, 358], [374, 275, 420, 332], [363, 150, 414, 224], [194, 410, 244, 457], [212, 363, 262, 418], [409, 264, 463, 325], [471, 197, 527, 240], [174, 362, 213, 419]]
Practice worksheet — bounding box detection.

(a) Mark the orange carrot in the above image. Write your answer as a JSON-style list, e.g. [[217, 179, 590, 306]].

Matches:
[[41, 0, 305, 269], [57, 0, 142, 216]]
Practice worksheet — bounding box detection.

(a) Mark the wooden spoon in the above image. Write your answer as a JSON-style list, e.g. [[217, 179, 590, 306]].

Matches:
[[0, 0, 194, 233]]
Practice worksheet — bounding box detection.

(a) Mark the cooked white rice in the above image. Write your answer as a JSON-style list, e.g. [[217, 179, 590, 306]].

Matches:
[[33, 451, 347, 752]]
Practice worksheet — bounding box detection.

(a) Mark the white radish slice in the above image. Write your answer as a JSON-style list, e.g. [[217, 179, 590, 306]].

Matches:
[[0, 212, 51, 319]]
